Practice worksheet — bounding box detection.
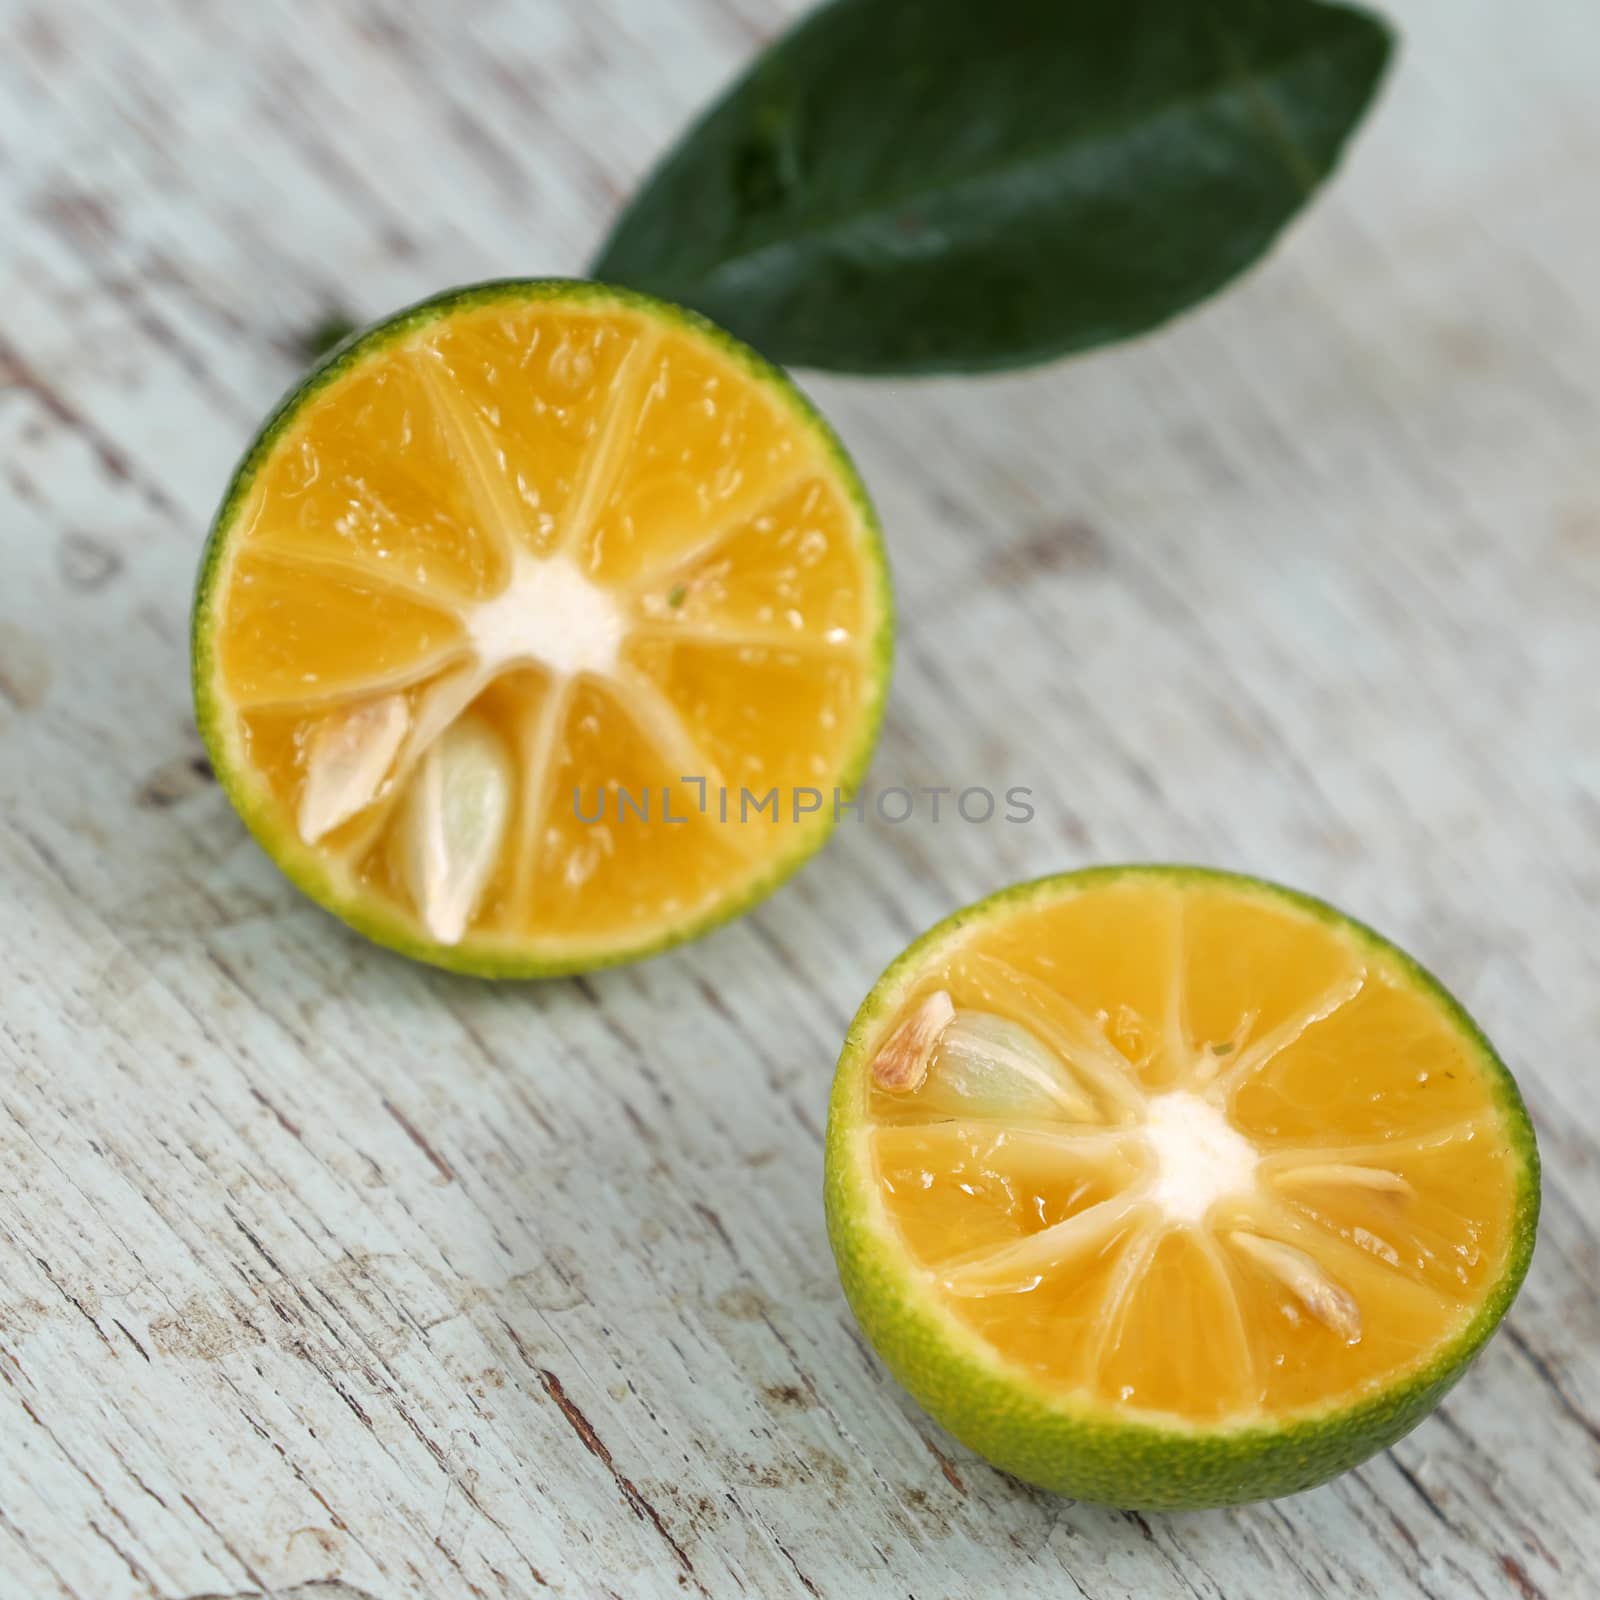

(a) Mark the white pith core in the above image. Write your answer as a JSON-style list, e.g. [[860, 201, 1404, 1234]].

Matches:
[[468, 552, 624, 678], [1143, 1091, 1259, 1224]]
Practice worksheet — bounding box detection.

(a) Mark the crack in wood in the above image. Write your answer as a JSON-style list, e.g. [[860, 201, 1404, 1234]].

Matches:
[[538, 1368, 703, 1587], [380, 1099, 456, 1185], [176, 1586, 382, 1600]]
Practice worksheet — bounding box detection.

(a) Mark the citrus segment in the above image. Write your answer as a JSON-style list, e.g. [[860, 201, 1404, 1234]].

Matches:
[[518, 677, 747, 943], [193, 282, 890, 974], [242, 353, 509, 599], [418, 309, 646, 558], [825, 867, 1538, 1507], [583, 328, 807, 584], [622, 636, 868, 803], [217, 552, 465, 710], [626, 474, 873, 649]]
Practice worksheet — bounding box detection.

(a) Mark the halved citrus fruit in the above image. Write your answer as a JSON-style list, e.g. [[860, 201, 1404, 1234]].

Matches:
[[193, 281, 890, 975], [825, 866, 1538, 1507]]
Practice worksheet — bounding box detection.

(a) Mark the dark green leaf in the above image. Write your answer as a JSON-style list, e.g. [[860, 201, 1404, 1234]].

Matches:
[[593, 0, 1394, 374]]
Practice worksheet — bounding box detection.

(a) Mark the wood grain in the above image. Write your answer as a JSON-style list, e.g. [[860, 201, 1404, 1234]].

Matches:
[[1, 0, 1596, 1595]]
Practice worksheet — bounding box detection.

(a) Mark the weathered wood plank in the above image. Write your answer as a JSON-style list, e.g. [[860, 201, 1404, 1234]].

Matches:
[[2, 0, 1597, 1595]]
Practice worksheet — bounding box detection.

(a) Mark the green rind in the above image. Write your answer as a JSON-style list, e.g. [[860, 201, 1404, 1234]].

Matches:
[[824, 864, 1540, 1509], [192, 279, 893, 978]]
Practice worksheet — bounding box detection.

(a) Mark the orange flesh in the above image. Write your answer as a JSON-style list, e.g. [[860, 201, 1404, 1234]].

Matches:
[[207, 296, 882, 953], [866, 878, 1523, 1422]]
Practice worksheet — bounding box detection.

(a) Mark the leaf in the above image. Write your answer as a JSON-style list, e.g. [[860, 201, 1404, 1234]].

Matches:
[[593, 0, 1394, 374]]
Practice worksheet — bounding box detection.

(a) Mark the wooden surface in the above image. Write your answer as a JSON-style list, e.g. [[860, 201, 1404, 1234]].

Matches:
[[2, 1, 1597, 1596]]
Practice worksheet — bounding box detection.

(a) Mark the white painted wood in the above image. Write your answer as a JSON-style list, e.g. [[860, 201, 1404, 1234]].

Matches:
[[2, 0, 1597, 1595]]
